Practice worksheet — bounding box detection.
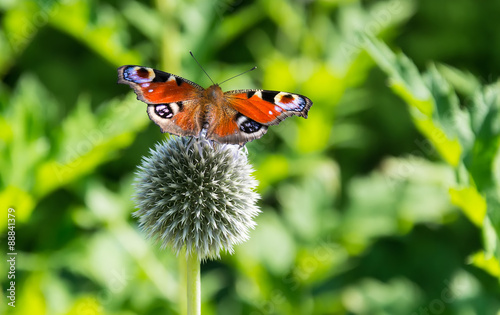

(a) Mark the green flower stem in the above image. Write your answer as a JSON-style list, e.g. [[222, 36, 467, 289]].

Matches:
[[186, 251, 200, 315], [179, 249, 188, 315]]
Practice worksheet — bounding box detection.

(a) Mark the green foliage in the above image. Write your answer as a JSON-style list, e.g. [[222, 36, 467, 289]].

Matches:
[[365, 36, 500, 277], [1, 0, 499, 314]]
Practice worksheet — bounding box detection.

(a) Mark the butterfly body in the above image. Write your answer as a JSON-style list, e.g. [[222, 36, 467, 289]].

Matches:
[[118, 65, 312, 145]]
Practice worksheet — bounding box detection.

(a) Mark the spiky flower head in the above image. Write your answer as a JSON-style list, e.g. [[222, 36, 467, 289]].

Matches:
[[133, 136, 260, 260]]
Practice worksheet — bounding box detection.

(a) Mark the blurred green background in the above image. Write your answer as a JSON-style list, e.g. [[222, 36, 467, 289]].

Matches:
[[1, 0, 500, 314]]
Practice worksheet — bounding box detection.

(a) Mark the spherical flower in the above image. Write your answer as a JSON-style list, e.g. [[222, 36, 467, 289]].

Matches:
[[133, 136, 260, 260]]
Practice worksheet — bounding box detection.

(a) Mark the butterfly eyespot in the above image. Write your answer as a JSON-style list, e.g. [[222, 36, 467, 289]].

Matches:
[[153, 102, 183, 119], [123, 66, 154, 83], [136, 67, 151, 77], [155, 104, 174, 119], [275, 92, 305, 111], [281, 94, 294, 102], [237, 115, 262, 134], [241, 120, 262, 133]]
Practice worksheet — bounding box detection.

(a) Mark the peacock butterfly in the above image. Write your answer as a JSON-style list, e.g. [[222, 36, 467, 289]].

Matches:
[[117, 60, 312, 145]]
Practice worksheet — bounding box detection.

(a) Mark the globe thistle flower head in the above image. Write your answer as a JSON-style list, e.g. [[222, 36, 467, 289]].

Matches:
[[133, 136, 260, 260]]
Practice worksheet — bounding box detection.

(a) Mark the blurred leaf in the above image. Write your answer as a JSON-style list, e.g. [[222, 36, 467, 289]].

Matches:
[[364, 36, 463, 166], [121, 1, 162, 42], [254, 154, 290, 191], [0, 29, 14, 76], [341, 156, 456, 253], [241, 210, 296, 275], [342, 278, 420, 314], [336, 0, 416, 74], [449, 187, 487, 227], [435, 63, 481, 97], [466, 85, 500, 191], [0, 186, 34, 230], [294, 242, 348, 286], [259, 0, 305, 49], [424, 65, 475, 155], [0, 75, 56, 229], [364, 36, 500, 275], [214, 2, 265, 49], [2, 0, 41, 61], [49, 0, 141, 66], [278, 158, 340, 241], [469, 251, 500, 278], [34, 94, 148, 197], [0, 74, 54, 188], [66, 296, 103, 315], [14, 274, 46, 315]]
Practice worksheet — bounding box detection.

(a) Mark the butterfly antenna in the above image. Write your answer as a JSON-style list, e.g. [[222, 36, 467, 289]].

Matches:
[[219, 66, 257, 86], [190, 51, 215, 85]]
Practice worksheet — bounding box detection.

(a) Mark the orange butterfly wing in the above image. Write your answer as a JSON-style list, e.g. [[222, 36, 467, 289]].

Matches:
[[117, 65, 205, 136], [205, 89, 312, 144]]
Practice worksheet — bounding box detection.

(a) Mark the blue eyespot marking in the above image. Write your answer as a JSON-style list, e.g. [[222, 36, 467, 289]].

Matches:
[[123, 66, 154, 83]]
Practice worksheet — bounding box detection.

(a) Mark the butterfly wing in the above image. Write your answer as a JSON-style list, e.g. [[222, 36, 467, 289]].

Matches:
[[118, 66, 313, 145], [117, 65, 205, 136], [206, 89, 312, 144]]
